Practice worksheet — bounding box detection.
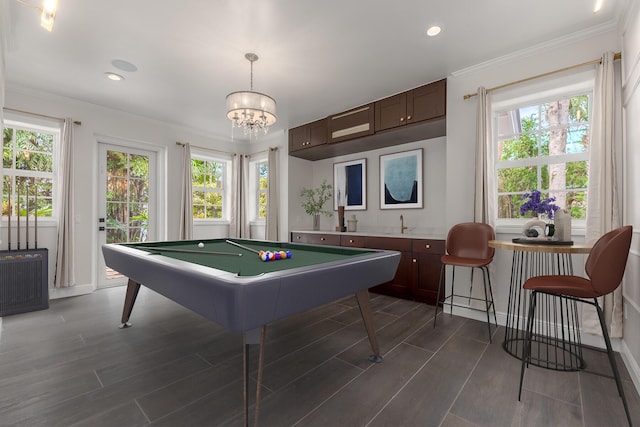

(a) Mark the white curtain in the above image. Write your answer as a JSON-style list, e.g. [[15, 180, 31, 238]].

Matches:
[[265, 148, 279, 240], [54, 118, 75, 288], [473, 87, 495, 226], [583, 51, 623, 337], [230, 154, 250, 238], [179, 143, 193, 240]]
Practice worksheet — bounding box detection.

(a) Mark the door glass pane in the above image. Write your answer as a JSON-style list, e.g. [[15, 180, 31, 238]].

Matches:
[[105, 150, 149, 245]]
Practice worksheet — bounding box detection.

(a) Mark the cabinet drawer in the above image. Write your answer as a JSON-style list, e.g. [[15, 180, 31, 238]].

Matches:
[[340, 235, 368, 247], [366, 237, 412, 252], [291, 233, 340, 245], [412, 239, 445, 254]]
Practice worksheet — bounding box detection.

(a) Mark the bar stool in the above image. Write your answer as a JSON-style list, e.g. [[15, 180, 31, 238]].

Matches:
[[433, 222, 497, 342], [518, 226, 633, 426]]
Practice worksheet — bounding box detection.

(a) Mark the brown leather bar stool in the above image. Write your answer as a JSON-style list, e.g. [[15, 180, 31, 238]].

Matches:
[[434, 222, 497, 342], [518, 226, 633, 427]]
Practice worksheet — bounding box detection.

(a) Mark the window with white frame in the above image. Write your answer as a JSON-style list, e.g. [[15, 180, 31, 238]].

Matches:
[[191, 154, 232, 220], [2, 119, 59, 219], [249, 156, 268, 221], [493, 73, 593, 222]]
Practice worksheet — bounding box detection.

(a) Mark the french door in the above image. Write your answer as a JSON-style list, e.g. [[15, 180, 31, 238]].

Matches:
[[97, 143, 157, 288]]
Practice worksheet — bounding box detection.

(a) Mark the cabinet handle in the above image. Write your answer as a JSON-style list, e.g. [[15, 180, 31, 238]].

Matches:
[[425, 244, 430, 249], [320, 237, 325, 241], [407, 115, 412, 120], [296, 236, 301, 240], [413, 258, 417, 263], [349, 239, 354, 243], [399, 117, 405, 122]]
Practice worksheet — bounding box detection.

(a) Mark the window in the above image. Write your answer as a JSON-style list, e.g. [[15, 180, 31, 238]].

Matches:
[[191, 154, 231, 220], [2, 120, 59, 219], [249, 156, 268, 221], [494, 77, 592, 222]]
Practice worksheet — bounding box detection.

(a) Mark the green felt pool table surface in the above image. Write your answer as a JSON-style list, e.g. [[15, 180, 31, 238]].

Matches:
[[126, 239, 374, 277]]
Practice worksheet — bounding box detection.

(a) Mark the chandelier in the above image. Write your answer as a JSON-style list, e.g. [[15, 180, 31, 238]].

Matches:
[[226, 53, 277, 138], [15, 0, 58, 32]]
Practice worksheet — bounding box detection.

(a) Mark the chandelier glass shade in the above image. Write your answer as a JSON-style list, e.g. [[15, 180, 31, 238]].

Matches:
[[226, 53, 277, 137]]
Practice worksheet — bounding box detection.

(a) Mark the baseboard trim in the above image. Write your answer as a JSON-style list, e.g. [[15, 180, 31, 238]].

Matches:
[[49, 283, 95, 299]]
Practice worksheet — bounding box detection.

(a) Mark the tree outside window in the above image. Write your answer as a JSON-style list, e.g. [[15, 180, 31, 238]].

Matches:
[[496, 93, 590, 220], [2, 123, 57, 219], [257, 161, 268, 219], [191, 157, 228, 219]]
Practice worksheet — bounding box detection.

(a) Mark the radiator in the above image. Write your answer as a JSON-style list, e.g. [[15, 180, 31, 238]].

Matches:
[[0, 249, 49, 316]]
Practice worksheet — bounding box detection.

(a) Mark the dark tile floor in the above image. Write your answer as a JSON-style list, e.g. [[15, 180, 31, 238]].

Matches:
[[0, 287, 638, 426]]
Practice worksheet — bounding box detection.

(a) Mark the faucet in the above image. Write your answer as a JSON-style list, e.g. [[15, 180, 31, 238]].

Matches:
[[400, 215, 408, 234]]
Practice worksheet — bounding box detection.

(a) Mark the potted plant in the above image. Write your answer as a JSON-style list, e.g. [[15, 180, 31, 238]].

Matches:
[[300, 180, 333, 230]]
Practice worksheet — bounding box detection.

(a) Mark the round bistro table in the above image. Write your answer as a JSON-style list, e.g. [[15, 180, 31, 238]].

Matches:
[[489, 239, 591, 370]]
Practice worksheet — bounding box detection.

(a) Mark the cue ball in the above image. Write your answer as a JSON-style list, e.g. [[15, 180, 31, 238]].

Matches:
[[198, 242, 204, 248]]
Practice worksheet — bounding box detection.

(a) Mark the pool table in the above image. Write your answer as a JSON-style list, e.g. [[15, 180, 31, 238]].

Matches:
[[101, 238, 400, 426]]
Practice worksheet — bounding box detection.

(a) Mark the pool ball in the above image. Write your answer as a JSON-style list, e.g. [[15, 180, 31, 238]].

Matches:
[[198, 242, 204, 248]]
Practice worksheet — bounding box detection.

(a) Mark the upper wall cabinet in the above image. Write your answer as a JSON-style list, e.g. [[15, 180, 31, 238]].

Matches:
[[289, 118, 328, 154], [289, 78, 446, 161], [375, 79, 446, 132]]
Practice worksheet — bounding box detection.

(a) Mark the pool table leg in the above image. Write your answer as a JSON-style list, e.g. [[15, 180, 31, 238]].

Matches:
[[243, 325, 267, 427], [119, 279, 141, 329], [355, 290, 383, 363]]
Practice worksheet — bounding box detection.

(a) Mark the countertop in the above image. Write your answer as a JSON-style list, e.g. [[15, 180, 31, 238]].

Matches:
[[290, 230, 446, 240]]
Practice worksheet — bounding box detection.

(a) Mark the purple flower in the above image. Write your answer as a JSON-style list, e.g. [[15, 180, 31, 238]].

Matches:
[[520, 190, 559, 219]]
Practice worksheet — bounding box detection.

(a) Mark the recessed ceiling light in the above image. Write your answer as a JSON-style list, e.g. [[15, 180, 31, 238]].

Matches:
[[594, 0, 604, 13], [426, 26, 441, 37], [105, 72, 124, 81], [111, 59, 138, 72]]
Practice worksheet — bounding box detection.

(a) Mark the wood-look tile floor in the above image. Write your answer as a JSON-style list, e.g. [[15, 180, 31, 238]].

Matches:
[[1, 287, 639, 426]]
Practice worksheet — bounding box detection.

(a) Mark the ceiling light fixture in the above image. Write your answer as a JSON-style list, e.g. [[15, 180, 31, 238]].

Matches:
[[426, 25, 441, 37], [226, 53, 277, 138], [15, 0, 58, 32], [594, 0, 604, 13], [105, 72, 124, 81]]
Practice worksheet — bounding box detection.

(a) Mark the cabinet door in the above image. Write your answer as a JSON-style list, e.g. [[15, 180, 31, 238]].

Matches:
[[374, 93, 407, 132], [411, 239, 445, 305], [288, 119, 327, 153], [308, 119, 328, 147], [288, 125, 310, 153], [371, 251, 413, 299], [407, 79, 446, 124]]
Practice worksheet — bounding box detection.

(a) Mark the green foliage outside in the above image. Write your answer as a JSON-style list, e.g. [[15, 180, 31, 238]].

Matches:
[[497, 95, 589, 220], [2, 127, 54, 218], [192, 159, 224, 219], [105, 150, 149, 243], [258, 161, 268, 219]]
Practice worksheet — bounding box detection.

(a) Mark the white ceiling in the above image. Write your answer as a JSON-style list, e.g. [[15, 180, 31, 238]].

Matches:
[[2, 0, 624, 142]]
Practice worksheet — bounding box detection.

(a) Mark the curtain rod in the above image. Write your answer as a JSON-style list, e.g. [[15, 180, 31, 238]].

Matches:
[[3, 107, 82, 125], [463, 52, 622, 100], [176, 141, 236, 156], [248, 146, 280, 157]]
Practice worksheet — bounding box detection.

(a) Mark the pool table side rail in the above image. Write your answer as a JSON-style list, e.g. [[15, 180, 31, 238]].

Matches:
[[101, 243, 401, 332]]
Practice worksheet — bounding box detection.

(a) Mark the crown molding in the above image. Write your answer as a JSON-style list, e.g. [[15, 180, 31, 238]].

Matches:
[[451, 21, 619, 78]]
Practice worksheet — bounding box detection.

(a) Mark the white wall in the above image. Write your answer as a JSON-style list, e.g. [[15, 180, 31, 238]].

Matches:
[[620, 0, 640, 389], [2, 84, 288, 297], [288, 137, 446, 236]]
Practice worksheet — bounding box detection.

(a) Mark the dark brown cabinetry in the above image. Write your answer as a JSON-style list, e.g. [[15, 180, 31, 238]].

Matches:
[[288, 79, 447, 161], [288, 118, 328, 153], [411, 239, 446, 305], [375, 79, 446, 132], [328, 104, 375, 143], [290, 232, 444, 304]]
